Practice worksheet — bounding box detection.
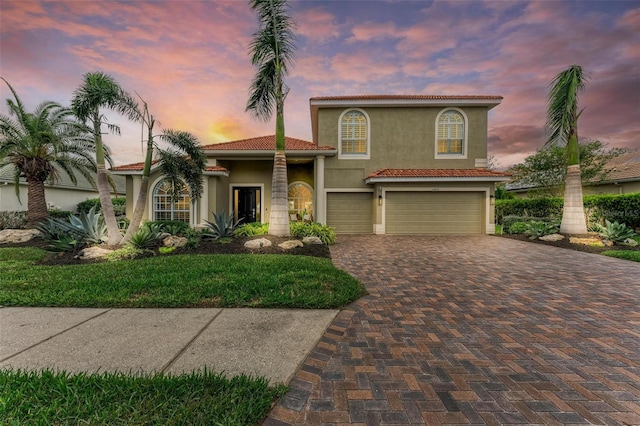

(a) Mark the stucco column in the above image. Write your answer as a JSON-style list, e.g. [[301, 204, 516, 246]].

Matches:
[[315, 155, 325, 224], [199, 177, 209, 226]]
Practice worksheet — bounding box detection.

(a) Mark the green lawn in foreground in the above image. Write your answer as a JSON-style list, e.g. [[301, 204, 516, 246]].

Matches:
[[0, 369, 287, 425], [602, 250, 640, 262], [0, 248, 366, 308]]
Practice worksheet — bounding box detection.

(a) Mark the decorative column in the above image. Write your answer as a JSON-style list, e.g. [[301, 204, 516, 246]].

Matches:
[[315, 155, 325, 224]]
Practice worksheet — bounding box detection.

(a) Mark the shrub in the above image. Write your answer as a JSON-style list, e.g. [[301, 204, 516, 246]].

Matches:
[[235, 222, 269, 237], [0, 211, 27, 230], [158, 246, 176, 255], [584, 193, 640, 229], [496, 198, 563, 224], [594, 220, 636, 243], [128, 225, 162, 250], [290, 222, 337, 245], [48, 210, 73, 219], [36, 206, 108, 249], [144, 220, 190, 236], [77, 197, 126, 217], [183, 228, 202, 249], [203, 211, 242, 240], [507, 221, 530, 235], [105, 246, 144, 261], [525, 221, 559, 239]]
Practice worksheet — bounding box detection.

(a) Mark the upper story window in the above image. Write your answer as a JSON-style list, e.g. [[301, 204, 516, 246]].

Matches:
[[436, 109, 467, 159], [153, 179, 191, 222], [339, 109, 370, 159]]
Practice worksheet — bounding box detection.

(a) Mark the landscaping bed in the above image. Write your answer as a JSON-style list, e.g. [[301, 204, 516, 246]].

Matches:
[[497, 233, 640, 255], [9, 235, 331, 266]]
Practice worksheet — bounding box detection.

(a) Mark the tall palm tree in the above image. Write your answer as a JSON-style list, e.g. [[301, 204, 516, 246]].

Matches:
[[545, 65, 589, 234], [0, 78, 100, 228], [71, 71, 139, 246], [123, 97, 206, 242], [246, 0, 296, 236]]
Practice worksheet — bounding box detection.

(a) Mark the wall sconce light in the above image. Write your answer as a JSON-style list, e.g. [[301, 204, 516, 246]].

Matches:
[[378, 195, 383, 206], [490, 195, 495, 206]]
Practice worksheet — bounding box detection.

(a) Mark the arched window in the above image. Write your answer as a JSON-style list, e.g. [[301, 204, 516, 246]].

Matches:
[[436, 109, 466, 156], [287, 182, 313, 219], [153, 179, 191, 222], [339, 109, 370, 158]]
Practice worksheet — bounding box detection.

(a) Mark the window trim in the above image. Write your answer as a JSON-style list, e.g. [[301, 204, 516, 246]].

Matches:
[[434, 107, 468, 159], [151, 178, 191, 223], [338, 108, 370, 160]]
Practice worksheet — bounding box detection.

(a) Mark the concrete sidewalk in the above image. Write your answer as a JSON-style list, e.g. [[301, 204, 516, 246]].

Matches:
[[0, 307, 338, 384]]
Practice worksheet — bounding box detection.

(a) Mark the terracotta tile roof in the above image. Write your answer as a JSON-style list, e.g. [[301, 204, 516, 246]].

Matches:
[[367, 168, 511, 179], [201, 135, 334, 151], [601, 151, 640, 182], [311, 95, 503, 101], [204, 166, 229, 173], [111, 160, 158, 171], [111, 161, 228, 174]]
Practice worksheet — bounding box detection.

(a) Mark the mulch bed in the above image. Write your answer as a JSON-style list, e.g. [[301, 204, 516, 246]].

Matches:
[[496, 233, 640, 255], [2, 236, 330, 266]]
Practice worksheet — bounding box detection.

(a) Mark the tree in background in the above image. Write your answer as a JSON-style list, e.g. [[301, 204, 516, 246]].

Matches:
[[122, 97, 205, 243], [508, 140, 625, 197], [246, 0, 296, 236], [71, 71, 139, 247], [544, 65, 589, 234], [0, 78, 100, 228]]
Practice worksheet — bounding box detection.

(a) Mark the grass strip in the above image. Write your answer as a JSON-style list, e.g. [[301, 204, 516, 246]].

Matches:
[[0, 368, 287, 425], [0, 248, 366, 308], [602, 250, 640, 262]]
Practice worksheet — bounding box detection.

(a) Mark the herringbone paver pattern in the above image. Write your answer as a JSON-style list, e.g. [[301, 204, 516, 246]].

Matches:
[[265, 236, 640, 425]]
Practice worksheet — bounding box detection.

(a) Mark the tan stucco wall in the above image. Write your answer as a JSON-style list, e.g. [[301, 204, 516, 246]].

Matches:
[[319, 106, 489, 189], [585, 182, 640, 195]]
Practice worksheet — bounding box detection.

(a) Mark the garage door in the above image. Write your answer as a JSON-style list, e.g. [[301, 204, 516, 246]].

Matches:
[[386, 191, 483, 234], [326, 192, 372, 234]]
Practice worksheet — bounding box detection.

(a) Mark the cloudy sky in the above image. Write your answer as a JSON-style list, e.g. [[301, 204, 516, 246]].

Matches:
[[1, 0, 638, 169]]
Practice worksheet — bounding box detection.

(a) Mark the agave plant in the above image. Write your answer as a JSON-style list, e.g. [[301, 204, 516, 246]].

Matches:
[[203, 211, 242, 240], [594, 220, 636, 243], [525, 221, 559, 240], [69, 206, 108, 244]]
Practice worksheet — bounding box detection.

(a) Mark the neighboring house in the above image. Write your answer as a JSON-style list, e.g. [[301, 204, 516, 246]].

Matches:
[[0, 166, 126, 212], [506, 151, 640, 197], [112, 95, 510, 234]]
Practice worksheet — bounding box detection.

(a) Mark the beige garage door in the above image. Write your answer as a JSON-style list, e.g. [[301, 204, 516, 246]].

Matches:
[[326, 192, 372, 234], [386, 191, 483, 234]]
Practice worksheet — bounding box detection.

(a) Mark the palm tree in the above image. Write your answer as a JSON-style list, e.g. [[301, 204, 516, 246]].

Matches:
[[246, 0, 296, 237], [545, 65, 589, 234], [0, 78, 100, 228], [123, 97, 206, 242], [71, 71, 139, 246]]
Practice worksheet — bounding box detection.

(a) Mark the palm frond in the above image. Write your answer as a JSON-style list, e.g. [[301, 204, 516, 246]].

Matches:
[[545, 65, 588, 147]]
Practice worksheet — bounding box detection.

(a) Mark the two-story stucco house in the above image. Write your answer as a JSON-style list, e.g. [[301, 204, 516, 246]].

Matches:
[[112, 95, 510, 234]]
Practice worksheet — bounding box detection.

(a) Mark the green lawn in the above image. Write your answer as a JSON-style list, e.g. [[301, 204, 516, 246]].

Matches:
[[602, 250, 640, 262], [0, 248, 366, 308], [0, 369, 287, 425]]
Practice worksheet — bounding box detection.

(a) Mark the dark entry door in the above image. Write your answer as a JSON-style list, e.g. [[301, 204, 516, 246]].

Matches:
[[233, 187, 261, 224]]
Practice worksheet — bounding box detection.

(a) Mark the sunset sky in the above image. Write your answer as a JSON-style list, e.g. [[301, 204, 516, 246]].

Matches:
[[1, 0, 638, 169]]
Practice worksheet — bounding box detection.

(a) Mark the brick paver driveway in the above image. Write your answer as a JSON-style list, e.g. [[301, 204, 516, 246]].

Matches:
[[266, 235, 640, 425]]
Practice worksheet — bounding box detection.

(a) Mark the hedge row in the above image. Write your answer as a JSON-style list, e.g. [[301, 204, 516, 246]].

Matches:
[[496, 193, 640, 228], [77, 197, 126, 216]]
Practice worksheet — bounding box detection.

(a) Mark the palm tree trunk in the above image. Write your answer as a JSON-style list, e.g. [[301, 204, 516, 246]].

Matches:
[[269, 150, 290, 236], [123, 122, 155, 243], [26, 179, 48, 228], [560, 164, 588, 234], [93, 111, 122, 247]]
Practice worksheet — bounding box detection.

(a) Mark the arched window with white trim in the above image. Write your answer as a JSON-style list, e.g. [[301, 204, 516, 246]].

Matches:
[[153, 179, 191, 222], [339, 109, 370, 159], [287, 182, 313, 219], [436, 109, 467, 158]]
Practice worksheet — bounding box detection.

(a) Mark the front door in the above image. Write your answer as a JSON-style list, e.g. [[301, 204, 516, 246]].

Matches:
[[233, 187, 261, 224]]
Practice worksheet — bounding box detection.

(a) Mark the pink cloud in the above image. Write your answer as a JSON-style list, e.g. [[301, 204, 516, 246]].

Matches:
[[295, 7, 341, 43]]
